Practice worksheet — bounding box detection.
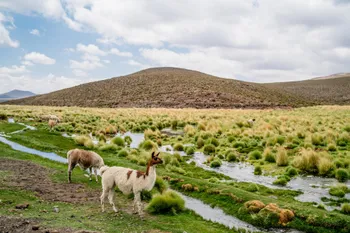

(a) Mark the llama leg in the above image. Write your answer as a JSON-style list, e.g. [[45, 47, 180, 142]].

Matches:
[[108, 189, 118, 213], [94, 168, 98, 182], [68, 163, 76, 183], [100, 188, 108, 212], [134, 192, 144, 218], [132, 197, 138, 214], [89, 167, 92, 181]]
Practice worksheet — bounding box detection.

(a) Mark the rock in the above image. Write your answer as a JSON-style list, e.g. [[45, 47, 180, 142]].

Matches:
[[53, 206, 59, 213], [15, 203, 29, 209], [32, 225, 40, 230]]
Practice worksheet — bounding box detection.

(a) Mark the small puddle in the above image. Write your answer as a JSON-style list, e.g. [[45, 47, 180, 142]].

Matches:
[[0, 136, 67, 163], [6, 118, 36, 134], [188, 152, 350, 211]]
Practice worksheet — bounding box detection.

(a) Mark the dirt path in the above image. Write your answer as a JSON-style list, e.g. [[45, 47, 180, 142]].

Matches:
[[0, 158, 99, 204]]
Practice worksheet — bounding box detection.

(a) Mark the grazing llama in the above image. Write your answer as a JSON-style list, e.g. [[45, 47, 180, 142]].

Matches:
[[247, 118, 256, 127], [48, 119, 58, 131], [67, 149, 105, 183], [99, 152, 163, 217]]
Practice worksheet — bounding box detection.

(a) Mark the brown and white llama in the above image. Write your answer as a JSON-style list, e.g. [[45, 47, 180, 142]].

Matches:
[[99, 152, 163, 217], [67, 149, 105, 183]]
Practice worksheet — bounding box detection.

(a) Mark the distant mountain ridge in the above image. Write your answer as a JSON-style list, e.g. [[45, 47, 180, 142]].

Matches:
[[0, 90, 36, 102]]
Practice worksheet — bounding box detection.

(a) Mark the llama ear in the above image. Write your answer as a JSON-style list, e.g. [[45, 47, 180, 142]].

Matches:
[[156, 152, 160, 157], [152, 152, 155, 158]]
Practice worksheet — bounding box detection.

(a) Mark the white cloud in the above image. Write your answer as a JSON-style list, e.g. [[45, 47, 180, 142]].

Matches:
[[72, 69, 88, 77], [2, 0, 350, 81], [64, 48, 75, 52], [127, 59, 150, 70], [0, 73, 96, 94], [29, 29, 40, 36], [23, 52, 56, 65], [21, 60, 34, 66], [0, 13, 19, 48], [103, 60, 110, 64], [70, 59, 103, 70], [76, 43, 106, 56], [0, 65, 29, 75], [110, 48, 133, 57]]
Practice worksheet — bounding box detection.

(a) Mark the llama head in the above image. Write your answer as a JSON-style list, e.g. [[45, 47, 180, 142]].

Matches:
[[150, 152, 163, 166]]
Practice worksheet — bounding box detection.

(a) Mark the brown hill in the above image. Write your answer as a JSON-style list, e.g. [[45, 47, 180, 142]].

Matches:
[[3, 67, 310, 109], [265, 76, 350, 105], [312, 73, 350, 80]]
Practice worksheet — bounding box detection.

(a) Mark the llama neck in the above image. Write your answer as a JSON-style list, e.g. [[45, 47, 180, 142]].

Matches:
[[145, 162, 156, 177]]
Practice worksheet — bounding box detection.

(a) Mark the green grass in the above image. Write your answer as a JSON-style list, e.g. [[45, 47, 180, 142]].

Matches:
[[0, 122, 25, 133], [1, 113, 350, 233]]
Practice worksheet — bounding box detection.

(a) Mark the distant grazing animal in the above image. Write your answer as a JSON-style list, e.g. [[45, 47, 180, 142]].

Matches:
[[99, 152, 163, 217], [48, 119, 58, 131], [247, 118, 256, 127], [67, 149, 105, 183]]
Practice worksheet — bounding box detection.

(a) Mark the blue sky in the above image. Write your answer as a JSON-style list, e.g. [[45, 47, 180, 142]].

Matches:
[[0, 0, 349, 94]]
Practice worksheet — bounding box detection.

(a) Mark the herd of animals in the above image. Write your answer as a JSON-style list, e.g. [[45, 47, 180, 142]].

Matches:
[[67, 149, 162, 219], [43, 114, 164, 218]]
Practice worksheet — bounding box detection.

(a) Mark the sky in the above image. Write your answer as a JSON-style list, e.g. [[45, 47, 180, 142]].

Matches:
[[0, 0, 350, 94]]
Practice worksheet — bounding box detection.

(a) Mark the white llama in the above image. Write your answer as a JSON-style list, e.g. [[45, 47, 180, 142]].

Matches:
[[99, 152, 163, 217]]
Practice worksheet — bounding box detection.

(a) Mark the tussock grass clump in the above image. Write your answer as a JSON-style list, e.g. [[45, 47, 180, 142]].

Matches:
[[124, 136, 132, 146], [146, 190, 185, 214], [311, 134, 325, 146], [263, 147, 275, 163], [173, 143, 184, 151], [329, 184, 348, 198], [170, 157, 180, 167], [154, 176, 168, 193], [285, 167, 298, 177], [273, 175, 290, 186], [184, 125, 196, 137], [207, 138, 219, 147], [139, 140, 158, 151], [276, 147, 288, 166], [203, 144, 216, 155], [74, 135, 90, 146], [165, 164, 186, 175], [0, 113, 8, 120], [327, 143, 337, 151], [335, 169, 349, 182], [160, 153, 171, 165], [225, 150, 237, 162], [228, 135, 235, 143], [247, 183, 259, 192], [317, 157, 333, 176], [99, 143, 119, 152], [185, 146, 195, 155], [196, 138, 204, 149], [210, 158, 222, 168], [117, 149, 128, 157], [292, 149, 320, 173], [254, 166, 262, 175], [341, 203, 350, 215], [233, 141, 246, 148], [111, 136, 125, 146], [249, 150, 262, 160]]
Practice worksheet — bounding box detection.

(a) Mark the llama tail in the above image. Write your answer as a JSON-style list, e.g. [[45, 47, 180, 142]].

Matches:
[[99, 165, 109, 175]]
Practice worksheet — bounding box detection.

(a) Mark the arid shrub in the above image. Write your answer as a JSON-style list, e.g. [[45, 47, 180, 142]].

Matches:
[[285, 167, 298, 177], [327, 143, 337, 151], [264, 147, 275, 163], [185, 146, 195, 155], [207, 137, 219, 147], [124, 136, 132, 146], [226, 151, 237, 162], [146, 190, 185, 214], [74, 135, 90, 146], [311, 134, 325, 146], [154, 176, 168, 193], [99, 143, 119, 152], [247, 183, 259, 192], [276, 147, 288, 166]]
